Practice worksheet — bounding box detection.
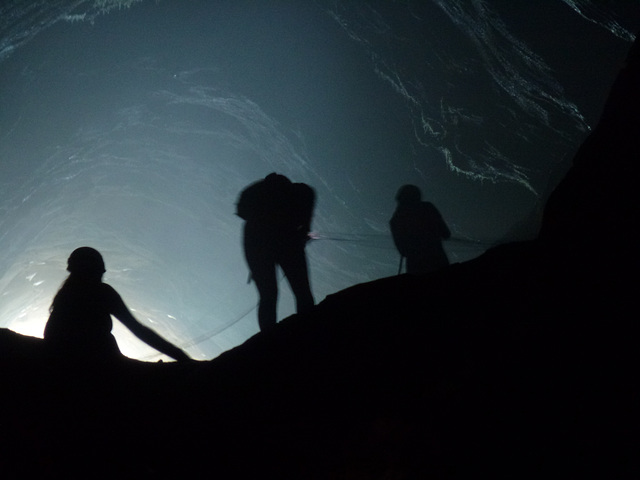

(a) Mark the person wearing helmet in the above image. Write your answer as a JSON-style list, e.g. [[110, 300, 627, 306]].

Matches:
[[390, 185, 451, 274], [43, 247, 190, 362]]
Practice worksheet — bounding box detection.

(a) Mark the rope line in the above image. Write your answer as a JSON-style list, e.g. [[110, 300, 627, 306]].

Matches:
[[141, 231, 491, 359]]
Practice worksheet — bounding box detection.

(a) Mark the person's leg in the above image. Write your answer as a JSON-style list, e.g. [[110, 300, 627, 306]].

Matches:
[[245, 234, 279, 331], [405, 255, 426, 275], [279, 245, 314, 314], [254, 267, 278, 331]]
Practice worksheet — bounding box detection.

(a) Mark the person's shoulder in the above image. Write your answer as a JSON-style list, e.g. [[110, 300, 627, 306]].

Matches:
[[293, 182, 314, 192], [100, 283, 121, 300], [420, 201, 440, 213], [292, 182, 315, 200]]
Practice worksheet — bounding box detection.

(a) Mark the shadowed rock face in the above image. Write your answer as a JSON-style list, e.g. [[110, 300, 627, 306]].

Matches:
[[1, 38, 638, 480]]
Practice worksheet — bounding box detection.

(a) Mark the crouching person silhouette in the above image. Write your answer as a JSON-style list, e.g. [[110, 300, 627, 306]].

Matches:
[[43, 247, 191, 362], [237, 173, 316, 332]]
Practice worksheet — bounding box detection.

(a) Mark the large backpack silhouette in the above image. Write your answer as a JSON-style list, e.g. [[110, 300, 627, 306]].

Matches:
[[237, 173, 315, 236]]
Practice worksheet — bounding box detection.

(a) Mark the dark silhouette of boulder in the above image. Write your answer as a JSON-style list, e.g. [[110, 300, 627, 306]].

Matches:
[[1, 37, 638, 479]]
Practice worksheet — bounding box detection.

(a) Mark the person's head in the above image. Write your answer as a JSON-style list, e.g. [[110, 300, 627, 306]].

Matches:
[[395, 184, 422, 204], [265, 172, 292, 188], [66, 246, 106, 280], [50, 247, 106, 312]]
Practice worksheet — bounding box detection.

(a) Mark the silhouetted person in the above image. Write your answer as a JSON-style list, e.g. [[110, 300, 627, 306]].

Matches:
[[237, 173, 315, 332], [43, 247, 191, 362], [390, 185, 451, 274]]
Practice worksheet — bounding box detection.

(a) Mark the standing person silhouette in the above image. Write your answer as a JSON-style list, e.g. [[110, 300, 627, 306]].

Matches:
[[237, 173, 316, 332], [43, 247, 191, 362], [390, 185, 451, 275]]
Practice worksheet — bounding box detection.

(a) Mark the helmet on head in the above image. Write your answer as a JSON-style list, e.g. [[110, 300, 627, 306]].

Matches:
[[395, 184, 422, 204], [265, 172, 292, 187], [67, 247, 106, 275]]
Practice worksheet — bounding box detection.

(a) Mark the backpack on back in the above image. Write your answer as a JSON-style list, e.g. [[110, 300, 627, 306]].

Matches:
[[236, 174, 315, 234]]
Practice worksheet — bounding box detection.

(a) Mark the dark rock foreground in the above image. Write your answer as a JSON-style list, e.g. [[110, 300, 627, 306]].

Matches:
[[1, 38, 638, 479]]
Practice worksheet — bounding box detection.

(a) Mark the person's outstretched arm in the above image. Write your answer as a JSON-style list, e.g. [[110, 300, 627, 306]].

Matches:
[[106, 285, 191, 361]]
